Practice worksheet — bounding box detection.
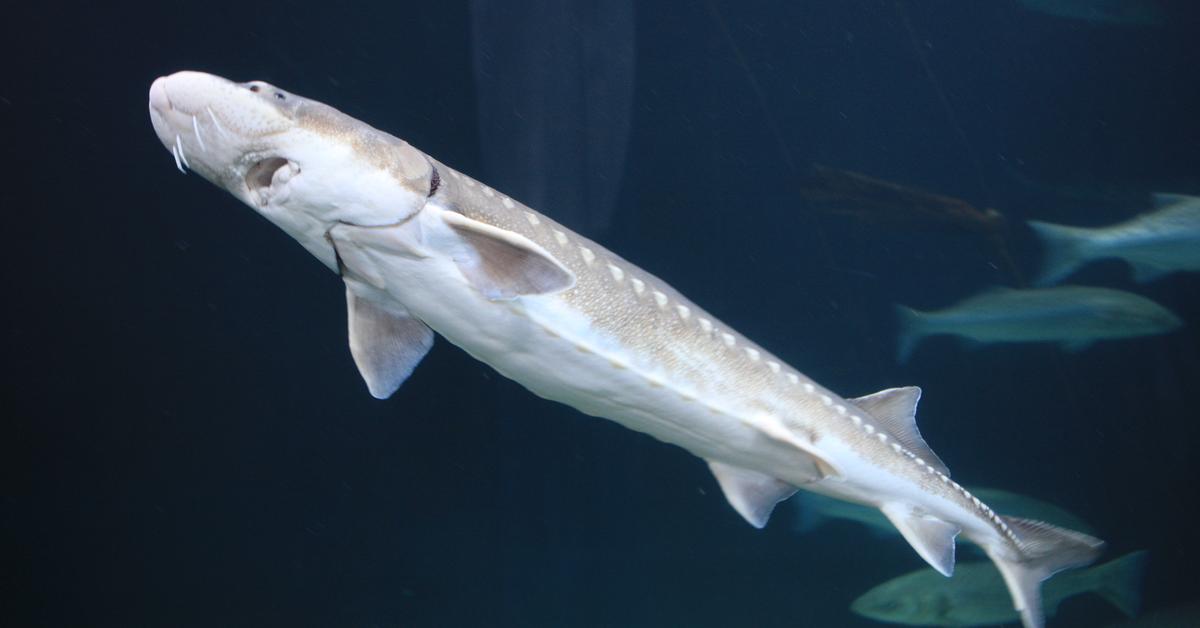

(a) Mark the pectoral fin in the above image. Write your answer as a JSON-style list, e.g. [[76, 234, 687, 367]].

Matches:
[[346, 286, 434, 399], [707, 460, 798, 529], [441, 211, 575, 300]]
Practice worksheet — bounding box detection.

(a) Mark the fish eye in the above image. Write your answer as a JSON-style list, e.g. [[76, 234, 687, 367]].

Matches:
[[428, 166, 441, 197], [274, 92, 286, 101], [248, 84, 261, 93]]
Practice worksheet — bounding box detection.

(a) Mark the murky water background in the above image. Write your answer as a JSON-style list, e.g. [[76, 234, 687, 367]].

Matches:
[[10, 2, 1199, 626]]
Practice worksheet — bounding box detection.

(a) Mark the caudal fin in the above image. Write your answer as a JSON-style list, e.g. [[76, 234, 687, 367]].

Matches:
[[895, 305, 930, 364], [988, 516, 1105, 628], [1028, 220, 1097, 286], [1093, 550, 1148, 618]]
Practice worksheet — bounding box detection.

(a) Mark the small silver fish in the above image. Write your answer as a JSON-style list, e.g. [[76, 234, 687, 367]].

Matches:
[[853, 551, 1147, 626], [896, 285, 1181, 362], [1031, 194, 1200, 286]]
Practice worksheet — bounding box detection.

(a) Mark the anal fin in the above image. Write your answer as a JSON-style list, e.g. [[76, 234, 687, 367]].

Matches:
[[346, 285, 435, 399], [880, 502, 960, 577], [707, 460, 798, 529]]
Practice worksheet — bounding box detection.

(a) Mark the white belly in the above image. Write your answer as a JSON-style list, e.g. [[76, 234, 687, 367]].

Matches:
[[336, 207, 818, 483], [332, 205, 1004, 553]]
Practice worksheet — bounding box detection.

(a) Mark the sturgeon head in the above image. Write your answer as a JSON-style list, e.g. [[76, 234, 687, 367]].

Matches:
[[148, 71, 436, 269]]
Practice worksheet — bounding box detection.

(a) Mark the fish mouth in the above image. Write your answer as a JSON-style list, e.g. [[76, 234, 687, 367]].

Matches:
[[244, 156, 298, 206]]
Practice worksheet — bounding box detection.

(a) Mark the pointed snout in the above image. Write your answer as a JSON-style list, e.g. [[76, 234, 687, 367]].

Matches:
[[148, 70, 295, 141], [148, 75, 182, 154], [149, 71, 254, 181], [149, 76, 171, 113], [148, 71, 232, 118]]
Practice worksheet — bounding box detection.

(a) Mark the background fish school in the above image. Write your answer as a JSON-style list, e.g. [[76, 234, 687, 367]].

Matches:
[[7, 1, 1200, 626]]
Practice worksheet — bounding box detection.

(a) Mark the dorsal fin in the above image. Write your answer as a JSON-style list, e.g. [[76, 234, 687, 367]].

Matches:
[[851, 387, 949, 476], [707, 460, 798, 529]]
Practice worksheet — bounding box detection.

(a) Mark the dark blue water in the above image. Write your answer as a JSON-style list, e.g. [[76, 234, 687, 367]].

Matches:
[[9, 2, 1199, 626]]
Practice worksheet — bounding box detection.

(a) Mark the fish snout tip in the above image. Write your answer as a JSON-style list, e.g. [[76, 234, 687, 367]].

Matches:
[[149, 76, 171, 113]]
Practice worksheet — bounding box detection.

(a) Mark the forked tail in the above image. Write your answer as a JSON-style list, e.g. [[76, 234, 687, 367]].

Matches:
[[987, 515, 1105, 628], [1027, 220, 1097, 286], [894, 305, 931, 364]]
